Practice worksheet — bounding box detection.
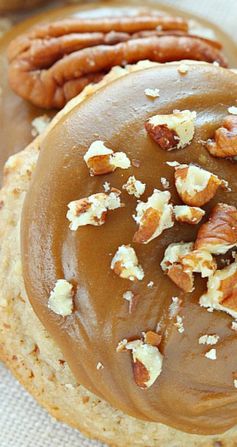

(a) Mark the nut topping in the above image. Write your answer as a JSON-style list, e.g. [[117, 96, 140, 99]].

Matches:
[[84, 141, 131, 176], [228, 107, 237, 115], [118, 333, 163, 389], [199, 334, 219, 345], [161, 242, 216, 292], [161, 242, 194, 292], [144, 88, 160, 98], [180, 250, 217, 278], [195, 203, 237, 254], [122, 176, 146, 198], [145, 110, 196, 150], [204, 264, 237, 316], [48, 279, 74, 316], [206, 116, 237, 158], [143, 331, 162, 347], [205, 349, 217, 360], [133, 189, 174, 244], [200, 261, 237, 319], [174, 205, 205, 224], [111, 245, 144, 281], [67, 191, 122, 230], [174, 164, 223, 206]]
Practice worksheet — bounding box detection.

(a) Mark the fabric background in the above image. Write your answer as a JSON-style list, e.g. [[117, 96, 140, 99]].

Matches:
[[0, 1, 236, 446]]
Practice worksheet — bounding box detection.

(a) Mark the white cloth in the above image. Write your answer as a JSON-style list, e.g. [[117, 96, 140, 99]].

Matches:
[[0, 1, 237, 446]]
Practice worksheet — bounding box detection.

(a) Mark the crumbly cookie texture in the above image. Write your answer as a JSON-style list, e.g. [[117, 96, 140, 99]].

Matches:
[[1, 62, 237, 447]]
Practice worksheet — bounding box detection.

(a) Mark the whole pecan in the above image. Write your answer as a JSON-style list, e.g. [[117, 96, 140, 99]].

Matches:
[[8, 15, 227, 109]]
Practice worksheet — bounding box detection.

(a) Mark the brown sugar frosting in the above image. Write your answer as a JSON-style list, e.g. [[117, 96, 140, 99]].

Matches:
[[21, 62, 237, 435]]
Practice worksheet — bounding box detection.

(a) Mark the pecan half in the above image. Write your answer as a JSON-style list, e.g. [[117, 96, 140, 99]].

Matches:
[[195, 203, 237, 254], [66, 191, 121, 230], [133, 189, 174, 244], [117, 333, 163, 389], [206, 116, 237, 158], [111, 245, 144, 281], [200, 261, 237, 319], [8, 15, 227, 109], [145, 110, 196, 150], [84, 141, 131, 176], [174, 164, 224, 207]]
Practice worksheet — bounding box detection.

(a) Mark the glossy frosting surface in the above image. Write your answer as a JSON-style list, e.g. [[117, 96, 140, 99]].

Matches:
[[22, 63, 237, 435]]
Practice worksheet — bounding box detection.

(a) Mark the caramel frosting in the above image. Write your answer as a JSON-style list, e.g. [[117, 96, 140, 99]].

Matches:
[[21, 62, 237, 435]]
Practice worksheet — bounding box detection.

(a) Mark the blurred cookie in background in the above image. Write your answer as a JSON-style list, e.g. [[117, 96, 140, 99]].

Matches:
[[0, 0, 49, 13]]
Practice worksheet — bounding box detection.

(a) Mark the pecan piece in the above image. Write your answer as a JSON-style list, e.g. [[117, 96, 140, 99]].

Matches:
[[133, 190, 174, 244], [161, 242, 194, 292], [180, 250, 217, 278], [84, 141, 131, 176], [174, 164, 224, 206], [167, 263, 194, 293], [8, 16, 227, 109], [48, 279, 74, 317], [200, 261, 237, 319], [66, 191, 121, 230], [145, 110, 196, 150], [206, 116, 237, 158], [195, 203, 237, 254], [111, 245, 144, 281], [122, 176, 146, 198], [161, 242, 216, 292], [117, 333, 163, 389], [174, 205, 205, 224]]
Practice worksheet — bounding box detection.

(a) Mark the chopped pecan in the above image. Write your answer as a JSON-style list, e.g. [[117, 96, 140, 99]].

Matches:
[[205, 348, 217, 360], [174, 205, 205, 224], [48, 279, 74, 316], [84, 141, 131, 176], [145, 110, 196, 150], [8, 15, 226, 109], [161, 242, 216, 292], [167, 264, 194, 293], [161, 242, 194, 292], [123, 290, 140, 314], [161, 241, 194, 271], [67, 191, 121, 230], [195, 203, 237, 254], [206, 116, 237, 158], [200, 261, 237, 319], [118, 334, 163, 389], [174, 164, 224, 206], [122, 176, 146, 198], [143, 331, 162, 346], [144, 88, 160, 98], [133, 190, 174, 244], [199, 334, 219, 345], [180, 250, 217, 278], [111, 245, 144, 281]]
